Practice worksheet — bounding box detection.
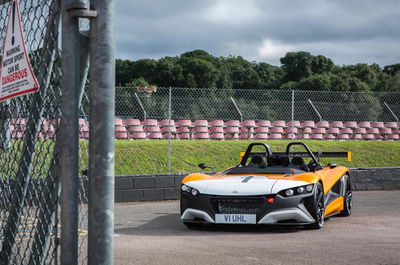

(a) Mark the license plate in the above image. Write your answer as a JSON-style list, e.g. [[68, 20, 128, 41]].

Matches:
[[215, 214, 256, 224]]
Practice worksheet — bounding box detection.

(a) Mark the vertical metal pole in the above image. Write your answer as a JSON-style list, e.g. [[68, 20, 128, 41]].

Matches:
[[60, 0, 80, 264], [88, 0, 115, 264], [134, 92, 147, 120], [167, 87, 172, 174], [230, 97, 243, 122], [384, 102, 399, 122], [291, 90, 294, 140]]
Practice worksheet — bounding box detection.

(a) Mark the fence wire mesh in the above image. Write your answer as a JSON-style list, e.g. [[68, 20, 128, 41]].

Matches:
[[112, 87, 400, 175], [116, 87, 400, 122], [0, 0, 88, 264]]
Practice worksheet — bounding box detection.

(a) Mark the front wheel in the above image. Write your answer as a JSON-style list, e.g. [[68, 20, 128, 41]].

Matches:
[[309, 182, 325, 229], [339, 175, 352, 217]]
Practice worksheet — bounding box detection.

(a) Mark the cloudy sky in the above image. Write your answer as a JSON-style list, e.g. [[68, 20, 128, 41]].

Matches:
[[115, 0, 400, 66]]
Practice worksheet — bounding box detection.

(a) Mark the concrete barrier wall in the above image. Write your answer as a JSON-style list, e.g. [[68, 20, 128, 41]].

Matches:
[[109, 167, 400, 202]]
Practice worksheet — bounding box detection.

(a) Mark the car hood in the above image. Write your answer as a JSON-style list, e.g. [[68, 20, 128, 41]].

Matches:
[[185, 175, 309, 196]]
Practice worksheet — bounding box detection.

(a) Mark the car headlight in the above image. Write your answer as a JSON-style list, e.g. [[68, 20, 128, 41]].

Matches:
[[181, 184, 199, 196], [281, 184, 314, 197]]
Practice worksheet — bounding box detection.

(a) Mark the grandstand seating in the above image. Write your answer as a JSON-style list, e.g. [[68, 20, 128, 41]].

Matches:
[[5, 118, 399, 141]]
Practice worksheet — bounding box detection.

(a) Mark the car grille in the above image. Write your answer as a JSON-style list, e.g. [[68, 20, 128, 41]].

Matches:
[[211, 198, 265, 214]]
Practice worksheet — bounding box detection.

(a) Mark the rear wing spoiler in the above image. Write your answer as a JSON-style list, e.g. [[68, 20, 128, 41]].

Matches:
[[240, 151, 352, 162]]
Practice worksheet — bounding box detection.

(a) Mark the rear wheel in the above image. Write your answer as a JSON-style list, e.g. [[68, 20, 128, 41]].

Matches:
[[309, 182, 325, 229], [339, 175, 352, 217]]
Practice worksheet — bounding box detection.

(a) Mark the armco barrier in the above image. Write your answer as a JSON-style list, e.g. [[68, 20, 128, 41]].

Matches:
[[72, 167, 400, 203]]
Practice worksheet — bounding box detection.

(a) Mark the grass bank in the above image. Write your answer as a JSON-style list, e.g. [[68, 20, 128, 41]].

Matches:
[[115, 140, 400, 175]]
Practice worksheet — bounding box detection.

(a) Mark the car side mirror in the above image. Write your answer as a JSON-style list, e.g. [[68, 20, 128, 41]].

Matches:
[[198, 163, 207, 169], [327, 163, 337, 168]]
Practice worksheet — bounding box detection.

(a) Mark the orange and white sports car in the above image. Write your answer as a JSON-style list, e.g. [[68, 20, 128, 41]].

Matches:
[[180, 142, 352, 229]]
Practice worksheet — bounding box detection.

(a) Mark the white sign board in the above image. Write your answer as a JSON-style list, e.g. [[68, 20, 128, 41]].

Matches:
[[0, 0, 39, 102]]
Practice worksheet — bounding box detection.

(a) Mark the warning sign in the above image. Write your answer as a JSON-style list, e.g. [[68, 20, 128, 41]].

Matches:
[[0, 0, 39, 102]]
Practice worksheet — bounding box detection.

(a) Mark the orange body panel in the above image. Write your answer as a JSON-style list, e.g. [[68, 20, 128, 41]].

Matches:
[[324, 197, 344, 216]]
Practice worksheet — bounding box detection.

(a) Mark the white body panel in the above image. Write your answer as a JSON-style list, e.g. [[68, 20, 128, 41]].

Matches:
[[185, 175, 309, 196]]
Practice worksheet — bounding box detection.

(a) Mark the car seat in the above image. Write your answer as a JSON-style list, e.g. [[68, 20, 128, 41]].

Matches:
[[290, 156, 310, 172], [267, 154, 290, 167], [248, 155, 267, 168]]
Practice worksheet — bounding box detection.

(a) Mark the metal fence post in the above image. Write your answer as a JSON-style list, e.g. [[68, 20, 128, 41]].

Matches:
[[60, 0, 81, 264], [291, 90, 295, 140], [88, 0, 115, 264]]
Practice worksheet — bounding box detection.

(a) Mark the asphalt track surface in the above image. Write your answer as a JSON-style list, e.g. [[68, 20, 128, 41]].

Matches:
[[114, 191, 400, 265]]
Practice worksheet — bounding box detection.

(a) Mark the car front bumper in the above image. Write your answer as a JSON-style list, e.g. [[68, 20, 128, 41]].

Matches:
[[180, 192, 316, 225]]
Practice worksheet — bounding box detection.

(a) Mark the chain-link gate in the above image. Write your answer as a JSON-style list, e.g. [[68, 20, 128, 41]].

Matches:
[[0, 0, 93, 264]]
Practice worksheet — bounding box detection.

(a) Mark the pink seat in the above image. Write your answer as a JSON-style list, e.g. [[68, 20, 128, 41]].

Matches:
[[254, 133, 268, 140], [285, 127, 298, 134], [316, 121, 329, 128], [210, 133, 224, 140], [142, 119, 158, 126], [254, 127, 269, 133], [115, 118, 123, 126], [270, 127, 284, 134], [340, 128, 353, 134], [210, 126, 224, 133], [78, 118, 86, 126], [144, 126, 160, 132], [302, 127, 312, 134], [354, 128, 366, 134], [241, 120, 256, 127], [366, 128, 379, 134], [160, 119, 175, 127], [177, 127, 190, 133], [225, 127, 239, 133], [286, 121, 301, 128], [358, 121, 371, 128], [371, 122, 384, 128], [324, 134, 335, 140], [301, 121, 315, 128], [115, 132, 128, 139], [385, 122, 398, 129], [354, 134, 363, 140], [271, 120, 286, 127], [363, 134, 375, 140], [194, 127, 208, 133], [128, 126, 144, 133], [269, 133, 282, 139], [177, 133, 190, 140], [42, 124, 55, 132], [224, 133, 239, 140], [160, 126, 177, 133], [80, 125, 89, 132], [11, 118, 27, 126], [240, 127, 254, 133], [80, 132, 89, 139], [162, 133, 175, 139], [330, 121, 344, 129], [285, 133, 296, 140], [129, 132, 147, 140], [115, 125, 127, 132], [327, 128, 340, 135], [225, 120, 240, 127], [301, 134, 310, 140], [313, 128, 326, 134], [256, 120, 271, 127], [176, 120, 192, 127], [194, 133, 210, 140], [148, 132, 162, 139], [386, 134, 399, 140], [374, 134, 383, 140], [193, 120, 208, 127], [394, 129, 400, 134], [344, 121, 357, 128], [380, 128, 392, 135], [337, 134, 349, 140], [126, 119, 141, 126], [239, 133, 253, 139], [209, 120, 224, 127], [310, 134, 323, 140]]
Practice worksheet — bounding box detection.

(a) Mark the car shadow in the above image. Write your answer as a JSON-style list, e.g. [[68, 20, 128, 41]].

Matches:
[[114, 213, 305, 236]]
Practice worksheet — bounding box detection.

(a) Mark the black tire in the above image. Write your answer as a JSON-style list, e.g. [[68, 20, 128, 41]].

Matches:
[[339, 175, 352, 217], [309, 182, 325, 229], [183, 222, 203, 230]]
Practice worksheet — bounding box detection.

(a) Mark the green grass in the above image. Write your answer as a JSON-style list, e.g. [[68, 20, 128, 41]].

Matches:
[[115, 140, 400, 175]]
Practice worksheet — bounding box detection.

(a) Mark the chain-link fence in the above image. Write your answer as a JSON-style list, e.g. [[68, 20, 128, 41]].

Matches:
[[0, 0, 89, 264], [115, 87, 400, 122]]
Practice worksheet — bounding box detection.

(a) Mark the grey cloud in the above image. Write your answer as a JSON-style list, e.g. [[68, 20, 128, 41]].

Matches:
[[115, 0, 400, 66]]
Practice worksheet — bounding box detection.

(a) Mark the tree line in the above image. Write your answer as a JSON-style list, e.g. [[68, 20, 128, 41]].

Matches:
[[116, 50, 400, 93]]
